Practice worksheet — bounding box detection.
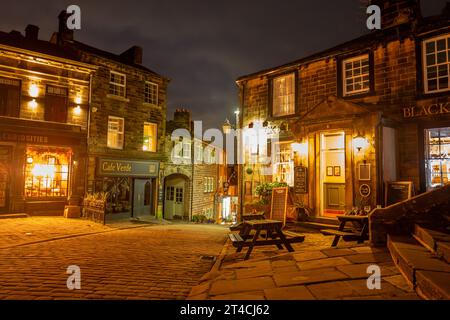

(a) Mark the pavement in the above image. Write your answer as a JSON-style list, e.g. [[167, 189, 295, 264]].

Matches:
[[0, 217, 228, 300], [187, 228, 421, 300]]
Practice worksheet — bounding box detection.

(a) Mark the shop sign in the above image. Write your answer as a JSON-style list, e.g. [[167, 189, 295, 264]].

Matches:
[[385, 181, 413, 206], [98, 158, 159, 177], [294, 166, 308, 194], [403, 102, 450, 119], [0, 132, 49, 144]]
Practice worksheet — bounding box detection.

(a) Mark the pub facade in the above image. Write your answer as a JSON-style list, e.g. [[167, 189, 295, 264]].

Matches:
[[0, 25, 96, 215], [235, 0, 450, 220]]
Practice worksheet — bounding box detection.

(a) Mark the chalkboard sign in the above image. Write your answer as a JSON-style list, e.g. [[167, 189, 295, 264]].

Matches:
[[270, 187, 288, 226], [385, 181, 413, 206], [294, 166, 308, 194]]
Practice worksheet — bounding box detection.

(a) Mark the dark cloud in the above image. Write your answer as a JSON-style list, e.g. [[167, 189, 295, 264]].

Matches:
[[1, 0, 447, 129]]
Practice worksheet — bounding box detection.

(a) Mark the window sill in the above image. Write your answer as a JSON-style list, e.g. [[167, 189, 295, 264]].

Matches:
[[107, 94, 130, 103], [143, 102, 161, 108]]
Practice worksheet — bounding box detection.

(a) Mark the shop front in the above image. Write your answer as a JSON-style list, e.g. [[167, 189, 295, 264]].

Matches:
[[0, 117, 87, 215], [90, 158, 160, 220]]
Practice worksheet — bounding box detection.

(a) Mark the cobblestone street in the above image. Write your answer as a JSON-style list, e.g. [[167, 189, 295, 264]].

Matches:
[[0, 218, 228, 300]]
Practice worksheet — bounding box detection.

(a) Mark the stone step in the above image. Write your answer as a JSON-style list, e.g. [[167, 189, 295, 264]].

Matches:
[[413, 224, 450, 263], [0, 213, 29, 219], [387, 234, 450, 300]]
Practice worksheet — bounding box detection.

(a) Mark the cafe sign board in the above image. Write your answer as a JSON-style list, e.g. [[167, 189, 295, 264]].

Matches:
[[403, 102, 450, 119], [294, 166, 308, 194], [385, 181, 413, 207], [97, 158, 159, 178]]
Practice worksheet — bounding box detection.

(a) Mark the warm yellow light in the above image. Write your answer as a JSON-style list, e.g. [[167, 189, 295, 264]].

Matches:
[[75, 96, 82, 104], [292, 142, 308, 155], [29, 83, 39, 97], [74, 105, 82, 115], [28, 99, 37, 110], [142, 145, 148, 151], [353, 135, 369, 152], [26, 156, 33, 164]]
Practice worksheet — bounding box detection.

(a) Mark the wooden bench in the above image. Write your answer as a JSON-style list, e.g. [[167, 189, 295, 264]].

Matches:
[[321, 215, 369, 247]]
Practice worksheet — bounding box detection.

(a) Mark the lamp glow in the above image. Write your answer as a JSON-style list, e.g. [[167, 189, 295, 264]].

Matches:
[[74, 105, 82, 115], [28, 99, 37, 110], [353, 135, 369, 152], [29, 84, 39, 97], [75, 96, 82, 104]]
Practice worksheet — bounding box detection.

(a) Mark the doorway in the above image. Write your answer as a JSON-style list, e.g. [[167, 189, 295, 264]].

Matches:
[[320, 132, 346, 216], [133, 179, 154, 218], [164, 174, 188, 220], [0, 146, 11, 213]]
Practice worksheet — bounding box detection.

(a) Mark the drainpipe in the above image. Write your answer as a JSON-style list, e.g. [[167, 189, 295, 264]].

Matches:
[[84, 73, 93, 196]]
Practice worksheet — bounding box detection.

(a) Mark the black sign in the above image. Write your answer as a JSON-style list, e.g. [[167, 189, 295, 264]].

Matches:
[[385, 181, 413, 206], [97, 158, 159, 177], [294, 166, 308, 194], [359, 184, 371, 197]]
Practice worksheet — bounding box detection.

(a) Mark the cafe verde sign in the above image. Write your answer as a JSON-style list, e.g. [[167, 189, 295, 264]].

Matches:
[[403, 102, 450, 119], [98, 158, 159, 177]]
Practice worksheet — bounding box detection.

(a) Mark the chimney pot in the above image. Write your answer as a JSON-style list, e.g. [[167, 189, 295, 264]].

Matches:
[[120, 46, 143, 65]]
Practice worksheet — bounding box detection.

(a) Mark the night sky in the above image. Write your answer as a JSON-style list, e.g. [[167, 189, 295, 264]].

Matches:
[[1, 0, 447, 129]]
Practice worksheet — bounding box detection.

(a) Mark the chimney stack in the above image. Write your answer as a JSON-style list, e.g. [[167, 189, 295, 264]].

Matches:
[[370, 0, 421, 29], [25, 24, 39, 40], [57, 10, 74, 44], [120, 46, 143, 65]]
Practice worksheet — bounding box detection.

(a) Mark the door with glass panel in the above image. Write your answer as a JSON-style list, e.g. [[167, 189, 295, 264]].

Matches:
[[164, 176, 185, 220], [320, 132, 346, 216], [425, 127, 450, 190]]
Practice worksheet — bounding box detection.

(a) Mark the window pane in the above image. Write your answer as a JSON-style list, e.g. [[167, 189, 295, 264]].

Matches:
[[437, 39, 446, 51], [426, 41, 436, 54]]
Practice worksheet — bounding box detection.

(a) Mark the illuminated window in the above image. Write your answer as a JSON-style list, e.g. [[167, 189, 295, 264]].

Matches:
[[204, 177, 215, 193], [274, 142, 294, 186], [143, 122, 157, 152], [107, 116, 124, 149], [342, 55, 370, 96], [425, 127, 450, 190], [24, 148, 70, 198], [423, 34, 450, 93], [144, 82, 158, 105], [109, 71, 126, 97], [272, 73, 295, 117]]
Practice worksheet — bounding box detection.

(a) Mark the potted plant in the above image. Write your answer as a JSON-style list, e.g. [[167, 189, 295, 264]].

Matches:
[[293, 200, 312, 221]]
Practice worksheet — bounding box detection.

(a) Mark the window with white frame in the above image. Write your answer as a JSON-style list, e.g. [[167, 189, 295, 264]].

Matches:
[[182, 140, 191, 159], [107, 116, 124, 149], [342, 54, 370, 96], [423, 35, 450, 93], [144, 81, 158, 105], [195, 142, 203, 163], [274, 141, 294, 186], [143, 122, 157, 152], [109, 71, 126, 97], [203, 177, 214, 193], [204, 146, 217, 164], [272, 73, 295, 117]]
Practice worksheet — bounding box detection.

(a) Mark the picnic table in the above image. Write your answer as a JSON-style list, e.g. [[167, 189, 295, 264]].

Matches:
[[321, 215, 369, 247], [229, 212, 265, 231], [229, 219, 305, 260]]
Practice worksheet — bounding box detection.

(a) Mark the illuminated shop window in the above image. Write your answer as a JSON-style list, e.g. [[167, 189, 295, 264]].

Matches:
[[342, 54, 370, 96], [109, 71, 126, 97], [144, 81, 158, 105], [143, 122, 157, 152], [423, 34, 450, 93], [204, 177, 215, 193], [272, 73, 295, 117], [425, 127, 450, 190], [24, 148, 70, 198], [274, 142, 294, 186]]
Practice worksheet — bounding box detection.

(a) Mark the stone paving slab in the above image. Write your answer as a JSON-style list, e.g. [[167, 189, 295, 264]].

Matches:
[[190, 240, 421, 300]]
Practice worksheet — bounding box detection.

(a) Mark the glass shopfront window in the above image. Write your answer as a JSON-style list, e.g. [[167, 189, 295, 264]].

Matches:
[[425, 127, 450, 190], [91, 177, 131, 214], [24, 147, 71, 198]]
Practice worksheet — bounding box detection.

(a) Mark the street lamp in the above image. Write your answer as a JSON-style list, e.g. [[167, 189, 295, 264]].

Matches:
[[222, 118, 232, 135]]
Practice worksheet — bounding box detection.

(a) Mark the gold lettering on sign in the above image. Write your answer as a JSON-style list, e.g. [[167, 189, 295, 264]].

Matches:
[[403, 102, 450, 119], [102, 161, 132, 173]]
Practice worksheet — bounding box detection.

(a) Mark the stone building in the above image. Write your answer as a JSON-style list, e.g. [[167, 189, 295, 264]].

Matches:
[[235, 0, 450, 221], [0, 24, 96, 216], [163, 109, 228, 222], [50, 11, 170, 220]]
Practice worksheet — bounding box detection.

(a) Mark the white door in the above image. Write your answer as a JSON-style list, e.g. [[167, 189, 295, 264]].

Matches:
[[164, 177, 185, 219]]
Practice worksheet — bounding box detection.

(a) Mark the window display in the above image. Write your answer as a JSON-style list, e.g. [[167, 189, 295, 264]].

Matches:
[[24, 147, 71, 198], [425, 127, 450, 190]]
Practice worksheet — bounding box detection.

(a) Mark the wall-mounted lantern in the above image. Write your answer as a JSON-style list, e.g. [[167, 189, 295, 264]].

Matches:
[[353, 135, 369, 153]]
